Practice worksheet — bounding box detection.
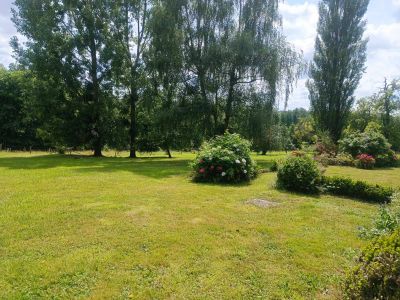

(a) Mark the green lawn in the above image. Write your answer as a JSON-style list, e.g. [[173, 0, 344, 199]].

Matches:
[[0, 151, 398, 299]]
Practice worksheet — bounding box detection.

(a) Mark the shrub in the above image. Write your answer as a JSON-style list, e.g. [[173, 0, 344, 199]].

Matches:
[[191, 133, 257, 183], [333, 153, 355, 166], [270, 160, 279, 172], [339, 129, 391, 157], [322, 176, 394, 204], [277, 156, 322, 194], [375, 150, 398, 168], [343, 229, 400, 300], [314, 131, 337, 156], [314, 153, 354, 167], [355, 154, 376, 169], [291, 150, 307, 157]]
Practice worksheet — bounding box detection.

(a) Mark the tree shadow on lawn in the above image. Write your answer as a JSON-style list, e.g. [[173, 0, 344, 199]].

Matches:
[[0, 154, 192, 179]]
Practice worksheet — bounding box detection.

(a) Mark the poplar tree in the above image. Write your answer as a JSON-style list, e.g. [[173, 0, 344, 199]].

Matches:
[[308, 0, 369, 142]]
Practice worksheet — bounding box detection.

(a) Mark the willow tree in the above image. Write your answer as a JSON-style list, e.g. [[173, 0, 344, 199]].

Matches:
[[307, 0, 369, 142], [181, 0, 303, 136]]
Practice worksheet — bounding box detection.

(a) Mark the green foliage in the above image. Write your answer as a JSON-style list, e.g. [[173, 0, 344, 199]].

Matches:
[[314, 131, 337, 156], [308, 0, 369, 141], [340, 127, 390, 157], [270, 160, 279, 172], [359, 205, 400, 240], [316, 153, 354, 167], [277, 156, 322, 194], [322, 176, 394, 204], [191, 133, 257, 183], [375, 150, 398, 168], [292, 117, 317, 148], [343, 229, 400, 300]]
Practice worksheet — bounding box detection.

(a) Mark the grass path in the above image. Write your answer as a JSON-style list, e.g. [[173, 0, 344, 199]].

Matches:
[[1, 151, 396, 299]]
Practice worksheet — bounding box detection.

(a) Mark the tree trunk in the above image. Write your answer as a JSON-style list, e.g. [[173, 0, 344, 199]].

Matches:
[[223, 69, 236, 132], [129, 88, 138, 158], [166, 148, 172, 158], [89, 27, 102, 157]]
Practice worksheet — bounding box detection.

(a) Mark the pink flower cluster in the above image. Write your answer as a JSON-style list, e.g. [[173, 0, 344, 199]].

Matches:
[[356, 154, 375, 162]]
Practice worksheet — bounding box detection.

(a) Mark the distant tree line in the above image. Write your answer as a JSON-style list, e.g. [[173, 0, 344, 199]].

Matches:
[[0, 0, 304, 157]]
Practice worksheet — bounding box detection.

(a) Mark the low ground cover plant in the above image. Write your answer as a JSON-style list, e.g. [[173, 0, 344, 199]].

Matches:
[[191, 133, 257, 183]]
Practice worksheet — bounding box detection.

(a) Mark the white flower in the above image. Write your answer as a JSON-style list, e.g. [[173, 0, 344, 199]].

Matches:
[[235, 159, 241, 164], [236, 148, 240, 152], [221, 172, 226, 177], [242, 158, 246, 164], [243, 170, 248, 174]]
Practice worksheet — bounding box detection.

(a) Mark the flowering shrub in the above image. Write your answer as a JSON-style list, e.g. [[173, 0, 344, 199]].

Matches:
[[277, 155, 322, 194], [191, 133, 257, 183], [355, 154, 376, 169]]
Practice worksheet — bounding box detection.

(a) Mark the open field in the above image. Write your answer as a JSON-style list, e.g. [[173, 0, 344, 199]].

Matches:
[[1, 151, 399, 299]]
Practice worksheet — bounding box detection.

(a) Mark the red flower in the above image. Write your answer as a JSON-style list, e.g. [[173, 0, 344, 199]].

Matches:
[[199, 168, 206, 174], [217, 166, 223, 172], [210, 165, 215, 171]]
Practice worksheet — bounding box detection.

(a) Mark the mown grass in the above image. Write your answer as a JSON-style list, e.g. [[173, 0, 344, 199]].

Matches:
[[0, 151, 398, 299]]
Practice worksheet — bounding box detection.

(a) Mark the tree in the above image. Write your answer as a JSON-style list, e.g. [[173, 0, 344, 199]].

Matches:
[[109, 0, 153, 158], [181, 0, 303, 136], [146, 0, 185, 158], [0, 68, 43, 150], [377, 78, 400, 138], [307, 0, 369, 142], [12, 0, 115, 156]]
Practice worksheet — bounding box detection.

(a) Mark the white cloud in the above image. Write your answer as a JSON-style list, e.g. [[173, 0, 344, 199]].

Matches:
[[282, 0, 400, 109]]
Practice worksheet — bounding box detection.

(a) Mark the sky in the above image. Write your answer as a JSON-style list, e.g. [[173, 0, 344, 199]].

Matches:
[[1, 0, 399, 109]]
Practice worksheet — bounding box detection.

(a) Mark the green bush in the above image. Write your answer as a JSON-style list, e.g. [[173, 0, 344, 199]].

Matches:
[[277, 156, 322, 194], [322, 176, 394, 204], [315, 153, 354, 167], [343, 229, 400, 300], [339, 129, 392, 158], [191, 133, 257, 183], [375, 150, 398, 168], [270, 160, 279, 172]]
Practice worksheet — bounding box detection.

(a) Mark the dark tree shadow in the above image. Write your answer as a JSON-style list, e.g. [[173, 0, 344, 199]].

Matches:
[[0, 154, 192, 179]]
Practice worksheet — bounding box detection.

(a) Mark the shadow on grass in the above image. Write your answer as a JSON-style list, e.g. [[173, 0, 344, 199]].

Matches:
[[0, 154, 192, 179]]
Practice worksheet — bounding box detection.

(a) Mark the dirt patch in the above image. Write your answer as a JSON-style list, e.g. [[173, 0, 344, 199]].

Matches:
[[246, 199, 280, 208]]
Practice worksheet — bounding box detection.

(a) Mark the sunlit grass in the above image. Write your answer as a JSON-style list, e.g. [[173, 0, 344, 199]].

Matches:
[[1, 151, 397, 299]]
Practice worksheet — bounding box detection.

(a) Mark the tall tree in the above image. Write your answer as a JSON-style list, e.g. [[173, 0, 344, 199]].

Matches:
[[181, 0, 303, 136], [109, 0, 152, 158], [12, 0, 114, 156], [377, 78, 400, 138], [146, 0, 184, 158], [307, 0, 369, 142]]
